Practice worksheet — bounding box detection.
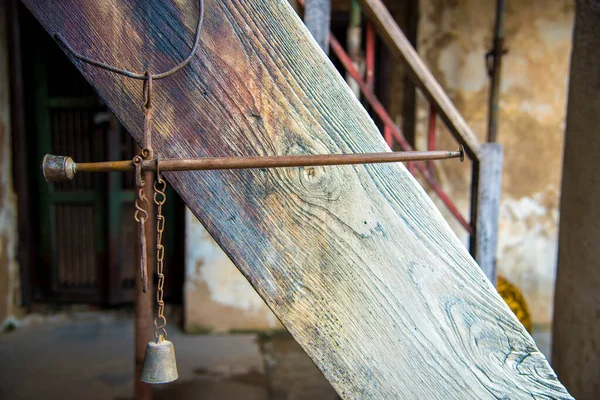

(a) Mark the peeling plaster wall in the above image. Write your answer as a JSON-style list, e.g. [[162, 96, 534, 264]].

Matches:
[[184, 209, 282, 333], [416, 0, 573, 326], [0, 3, 21, 328]]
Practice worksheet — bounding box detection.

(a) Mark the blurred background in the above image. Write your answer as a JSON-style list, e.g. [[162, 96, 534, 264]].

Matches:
[[1, 0, 594, 399]]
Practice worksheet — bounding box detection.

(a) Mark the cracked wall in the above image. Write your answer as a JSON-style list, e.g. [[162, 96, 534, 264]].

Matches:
[[416, 0, 574, 327]]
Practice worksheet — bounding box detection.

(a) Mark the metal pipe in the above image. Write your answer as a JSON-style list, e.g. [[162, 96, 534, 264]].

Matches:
[[427, 103, 436, 173], [304, 0, 331, 54], [346, 0, 363, 97], [486, 0, 505, 143], [365, 20, 376, 91], [349, 0, 361, 27], [43, 149, 464, 182]]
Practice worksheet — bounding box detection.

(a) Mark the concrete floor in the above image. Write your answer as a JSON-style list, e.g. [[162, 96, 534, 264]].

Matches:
[[0, 311, 339, 400], [0, 312, 269, 400], [0, 312, 551, 400]]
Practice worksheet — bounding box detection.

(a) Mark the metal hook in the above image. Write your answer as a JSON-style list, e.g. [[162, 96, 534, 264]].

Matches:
[[141, 74, 155, 160], [133, 155, 149, 294], [143, 71, 153, 112], [53, 0, 204, 81]]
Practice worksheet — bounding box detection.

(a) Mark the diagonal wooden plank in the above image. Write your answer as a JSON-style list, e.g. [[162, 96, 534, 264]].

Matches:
[[23, 0, 570, 398]]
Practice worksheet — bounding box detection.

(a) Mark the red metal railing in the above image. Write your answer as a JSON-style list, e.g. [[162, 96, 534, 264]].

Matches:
[[299, 0, 472, 234]]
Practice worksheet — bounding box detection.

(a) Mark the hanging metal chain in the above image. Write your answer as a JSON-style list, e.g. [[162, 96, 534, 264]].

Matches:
[[134, 155, 149, 293], [153, 162, 168, 339], [131, 72, 155, 297]]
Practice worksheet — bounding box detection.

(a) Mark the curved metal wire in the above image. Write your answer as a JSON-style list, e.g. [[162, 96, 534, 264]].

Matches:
[[54, 0, 204, 80]]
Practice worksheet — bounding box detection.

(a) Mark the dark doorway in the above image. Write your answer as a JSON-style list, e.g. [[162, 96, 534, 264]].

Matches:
[[12, 4, 185, 306]]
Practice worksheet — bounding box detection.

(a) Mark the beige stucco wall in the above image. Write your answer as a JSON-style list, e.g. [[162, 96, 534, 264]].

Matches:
[[415, 0, 573, 327], [0, 3, 21, 329], [184, 209, 281, 333]]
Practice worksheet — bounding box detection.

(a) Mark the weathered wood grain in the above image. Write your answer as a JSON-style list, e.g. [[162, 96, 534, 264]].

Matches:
[[357, 0, 482, 161], [22, 0, 570, 398], [473, 144, 503, 284]]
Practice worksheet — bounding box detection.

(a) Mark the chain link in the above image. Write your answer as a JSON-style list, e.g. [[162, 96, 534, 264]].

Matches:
[[153, 163, 168, 339], [133, 156, 149, 293]]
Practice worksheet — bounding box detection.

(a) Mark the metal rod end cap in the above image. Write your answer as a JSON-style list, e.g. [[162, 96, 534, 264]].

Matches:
[[42, 154, 76, 182]]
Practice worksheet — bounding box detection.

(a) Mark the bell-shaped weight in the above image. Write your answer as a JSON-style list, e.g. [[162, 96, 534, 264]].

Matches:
[[140, 337, 179, 384]]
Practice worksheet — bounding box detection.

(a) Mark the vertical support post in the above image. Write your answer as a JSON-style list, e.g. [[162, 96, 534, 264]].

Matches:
[[7, 0, 33, 305], [401, 0, 419, 148], [427, 103, 436, 174], [304, 0, 331, 55], [365, 20, 376, 92], [106, 115, 122, 304], [346, 0, 362, 97], [486, 0, 505, 143], [135, 170, 154, 400], [470, 143, 503, 284], [552, 1, 600, 395]]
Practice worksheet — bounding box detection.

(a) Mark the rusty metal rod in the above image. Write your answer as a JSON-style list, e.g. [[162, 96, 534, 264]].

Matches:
[[43, 148, 464, 182]]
